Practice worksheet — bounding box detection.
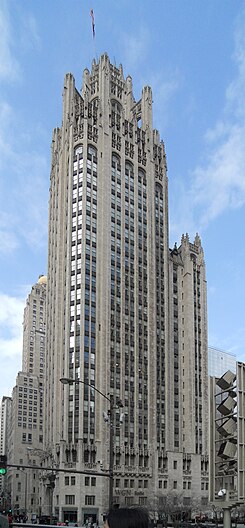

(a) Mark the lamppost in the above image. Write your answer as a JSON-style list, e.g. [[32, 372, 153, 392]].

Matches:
[[60, 377, 123, 510]]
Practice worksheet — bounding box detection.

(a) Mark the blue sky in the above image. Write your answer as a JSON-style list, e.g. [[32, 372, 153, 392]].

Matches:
[[0, 0, 245, 399]]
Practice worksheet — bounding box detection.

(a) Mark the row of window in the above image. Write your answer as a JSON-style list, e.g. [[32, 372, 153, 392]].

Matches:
[[65, 495, 95, 506], [155, 183, 166, 447], [68, 145, 98, 443]]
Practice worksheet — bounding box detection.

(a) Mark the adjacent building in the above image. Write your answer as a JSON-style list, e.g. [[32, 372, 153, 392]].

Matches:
[[208, 347, 236, 378], [7, 276, 47, 519], [8, 372, 41, 517], [0, 396, 12, 507], [44, 53, 209, 522], [22, 275, 47, 382]]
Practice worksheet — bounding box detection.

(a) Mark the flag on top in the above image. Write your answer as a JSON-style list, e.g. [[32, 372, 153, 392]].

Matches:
[[90, 9, 95, 38]]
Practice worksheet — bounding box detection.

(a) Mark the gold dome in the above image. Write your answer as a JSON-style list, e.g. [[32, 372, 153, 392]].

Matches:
[[38, 275, 47, 284]]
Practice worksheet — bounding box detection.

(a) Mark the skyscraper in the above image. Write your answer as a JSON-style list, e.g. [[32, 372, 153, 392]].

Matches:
[[45, 53, 209, 521], [0, 396, 12, 499], [7, 276, 46, 518], [22, 275, 47, 382]]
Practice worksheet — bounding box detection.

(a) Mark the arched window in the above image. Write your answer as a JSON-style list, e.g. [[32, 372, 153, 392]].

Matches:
[[125, 162, 134, 177], [73, 145, 83, 186], [112, 153, 121, 171], [74, 145, 83, 157], [138, 168, 146, 185], [88, 145, 97, 158]]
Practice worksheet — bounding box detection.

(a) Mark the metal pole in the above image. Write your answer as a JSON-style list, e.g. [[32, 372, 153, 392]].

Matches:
[[108, 396, 114, 511], [49, 487, 53, 523], [24, 471, 27, 516], [60, 379, 118, 511], [223, 508, 231, 528]]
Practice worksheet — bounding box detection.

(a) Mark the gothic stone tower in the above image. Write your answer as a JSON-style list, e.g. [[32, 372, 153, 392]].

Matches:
[[44, 53, 208, 521]]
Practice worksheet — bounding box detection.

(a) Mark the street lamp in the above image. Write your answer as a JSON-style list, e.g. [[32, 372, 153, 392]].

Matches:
[[60, 377, 123, 510]]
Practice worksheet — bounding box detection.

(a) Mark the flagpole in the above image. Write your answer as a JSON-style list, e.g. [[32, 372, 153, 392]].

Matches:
[[90, 8, 96, 61]]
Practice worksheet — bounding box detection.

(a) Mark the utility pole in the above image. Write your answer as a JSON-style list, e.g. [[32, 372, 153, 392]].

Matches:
[[108, 396, 114, 511]]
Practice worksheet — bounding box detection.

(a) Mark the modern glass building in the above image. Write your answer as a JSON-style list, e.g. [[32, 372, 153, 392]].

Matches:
[[208, 347, 236, 378]]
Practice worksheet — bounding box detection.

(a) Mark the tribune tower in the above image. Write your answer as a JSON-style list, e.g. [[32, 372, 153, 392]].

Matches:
[[45, 53, 209, 521]]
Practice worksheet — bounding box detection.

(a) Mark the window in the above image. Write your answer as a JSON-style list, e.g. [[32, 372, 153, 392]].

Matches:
[[139, 497, 147, 506], [65, 477, 69, 486], [143, 480, 148, 488], [91, 477, 96, 486], [173, 481, 177, 489], [71, 477, 75, 486], [173, 460, 177, 469], [85, 495, 95, 506], [85, 477, 89, 486], [65, 495, 75, 505]]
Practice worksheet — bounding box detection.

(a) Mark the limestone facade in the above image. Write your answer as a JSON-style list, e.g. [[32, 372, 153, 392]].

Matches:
[[44, 53, 209, 522]]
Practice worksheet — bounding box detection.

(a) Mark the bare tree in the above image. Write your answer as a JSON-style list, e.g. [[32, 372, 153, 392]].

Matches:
[[147, 492, 205, 528]]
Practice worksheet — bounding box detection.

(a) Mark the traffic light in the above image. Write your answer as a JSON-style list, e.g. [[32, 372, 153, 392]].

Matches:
[[0, 455, 7, 475]]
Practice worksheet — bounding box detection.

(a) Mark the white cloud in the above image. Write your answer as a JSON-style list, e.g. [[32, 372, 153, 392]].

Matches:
[[209, 325, 245, 363], [0, 292, 27, 396], [0, 101, 49, 255], [0, 293, 24, 367], [148, 70, 180, 131], [0, 1, 41, 83], [0, 0, 20, 81], [192, 123, 245, 228], [226, 12, 245, 120], [169, 8, 245, 240], [0, 101, 14, 169], [0, 336, 22, 360], [121, 25, 150, 69], [0, 229, 19, 254], [0, 0, 48, 256], [19, 12, 41, 52], [188, 8, 245, 230]]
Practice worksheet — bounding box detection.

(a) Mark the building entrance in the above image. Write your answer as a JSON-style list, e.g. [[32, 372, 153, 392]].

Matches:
[[62, 510, 77, 523], [83, 513, 98, 525]]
